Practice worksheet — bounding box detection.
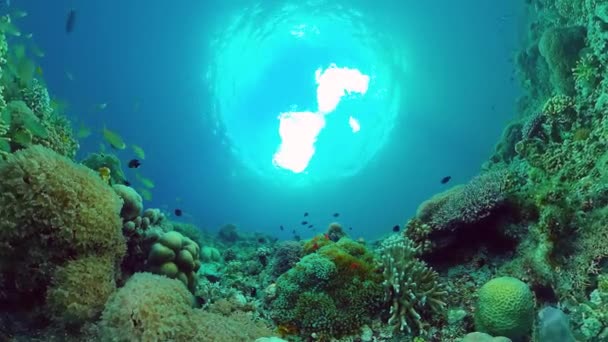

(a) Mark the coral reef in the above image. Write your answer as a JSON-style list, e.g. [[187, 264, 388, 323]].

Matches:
[[81, 152, 127, 185], [474, 277, 535, 340], [112, 184, 143, 221], [100, 272, 273, 341], [270, 237, 384, 339], [379, 234, 447, 335], [145, 230, 201, 292], [0, 145, 125, 326]]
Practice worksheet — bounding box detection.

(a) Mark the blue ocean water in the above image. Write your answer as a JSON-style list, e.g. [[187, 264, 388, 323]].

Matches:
[[17, 0, 523, 242]]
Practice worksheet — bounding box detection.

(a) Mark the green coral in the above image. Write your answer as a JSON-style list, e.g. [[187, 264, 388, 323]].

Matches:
[[0, 145, 126, 325], [145, 230, 201, 292], [538, 26, 586, 95], [46, 256, 118, 327], [474, 277, 535, 340], [271, 238, 383, 339], [100, 272, 273, 341], [81, 152, 127, 185], [379, 234, 447, 335]]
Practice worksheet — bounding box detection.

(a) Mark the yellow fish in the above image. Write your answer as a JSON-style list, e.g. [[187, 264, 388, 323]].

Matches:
[[136, 173, 155, 189], [98, 166, 111, 184], [30, 44, 44, 58], [0, 20, 21, 37], [36, 65, 43, 76], [102, 126, 126, 150], [11, 10, 28, 19], [77, 123, 91, 139], [131, 144, 145, 159], [138, 188, 153, 201]]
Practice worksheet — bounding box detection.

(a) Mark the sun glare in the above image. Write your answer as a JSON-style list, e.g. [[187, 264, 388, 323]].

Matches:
[[272, 64, 370, 173]]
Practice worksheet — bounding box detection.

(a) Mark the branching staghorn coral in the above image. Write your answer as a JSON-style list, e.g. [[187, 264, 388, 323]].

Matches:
[[380, 234, 447, 335]]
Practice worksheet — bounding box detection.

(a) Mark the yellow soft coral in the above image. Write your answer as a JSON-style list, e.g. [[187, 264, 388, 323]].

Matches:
[[0, 145, 125, 324], [100, 273, 273, 341], [46, 256, 118, 326]]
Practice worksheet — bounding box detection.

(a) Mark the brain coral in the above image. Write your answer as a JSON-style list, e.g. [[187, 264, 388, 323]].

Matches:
[[0, 145, 125, 322], [474, 276, 535, 340]]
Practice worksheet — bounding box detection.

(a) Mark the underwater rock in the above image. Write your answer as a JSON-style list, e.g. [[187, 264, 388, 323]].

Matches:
[[218, 223, 239, 242], [537, 306, 575, 342], [462, 332, 511, 342]]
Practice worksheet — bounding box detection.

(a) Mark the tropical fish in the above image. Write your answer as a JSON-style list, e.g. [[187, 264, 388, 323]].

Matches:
[[98, 166, 111, 184], [8, 101, 47, 138], [102, 126, 126, 150], [11, 9, 27, 18], [303, 212, 308, 216], [128, 159, 141, 169], [35, 65, 42, 76], [50, 99, 68, 115], [133, 100, 140, 112], [65, 9, 76, 33], [174, 208, 183, 217], [136, 173, 155, 189], [138, 188, 152, 201], [131, 144, 145, 159], [25, 33, 32, 39], [301, 221, 307, 225], [332, 212, 340, 217], [96, 103, 108, 111], [440, 176, 452, 184], [30, 44, 44, 58], [392, 225, 400, 232], [0, 19, 20, 36], [65, 71, 74, 81], [76, 123, 91, 138]]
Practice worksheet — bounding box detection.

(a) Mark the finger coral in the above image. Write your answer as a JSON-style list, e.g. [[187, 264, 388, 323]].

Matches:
[[379, 234, 447, 335]]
